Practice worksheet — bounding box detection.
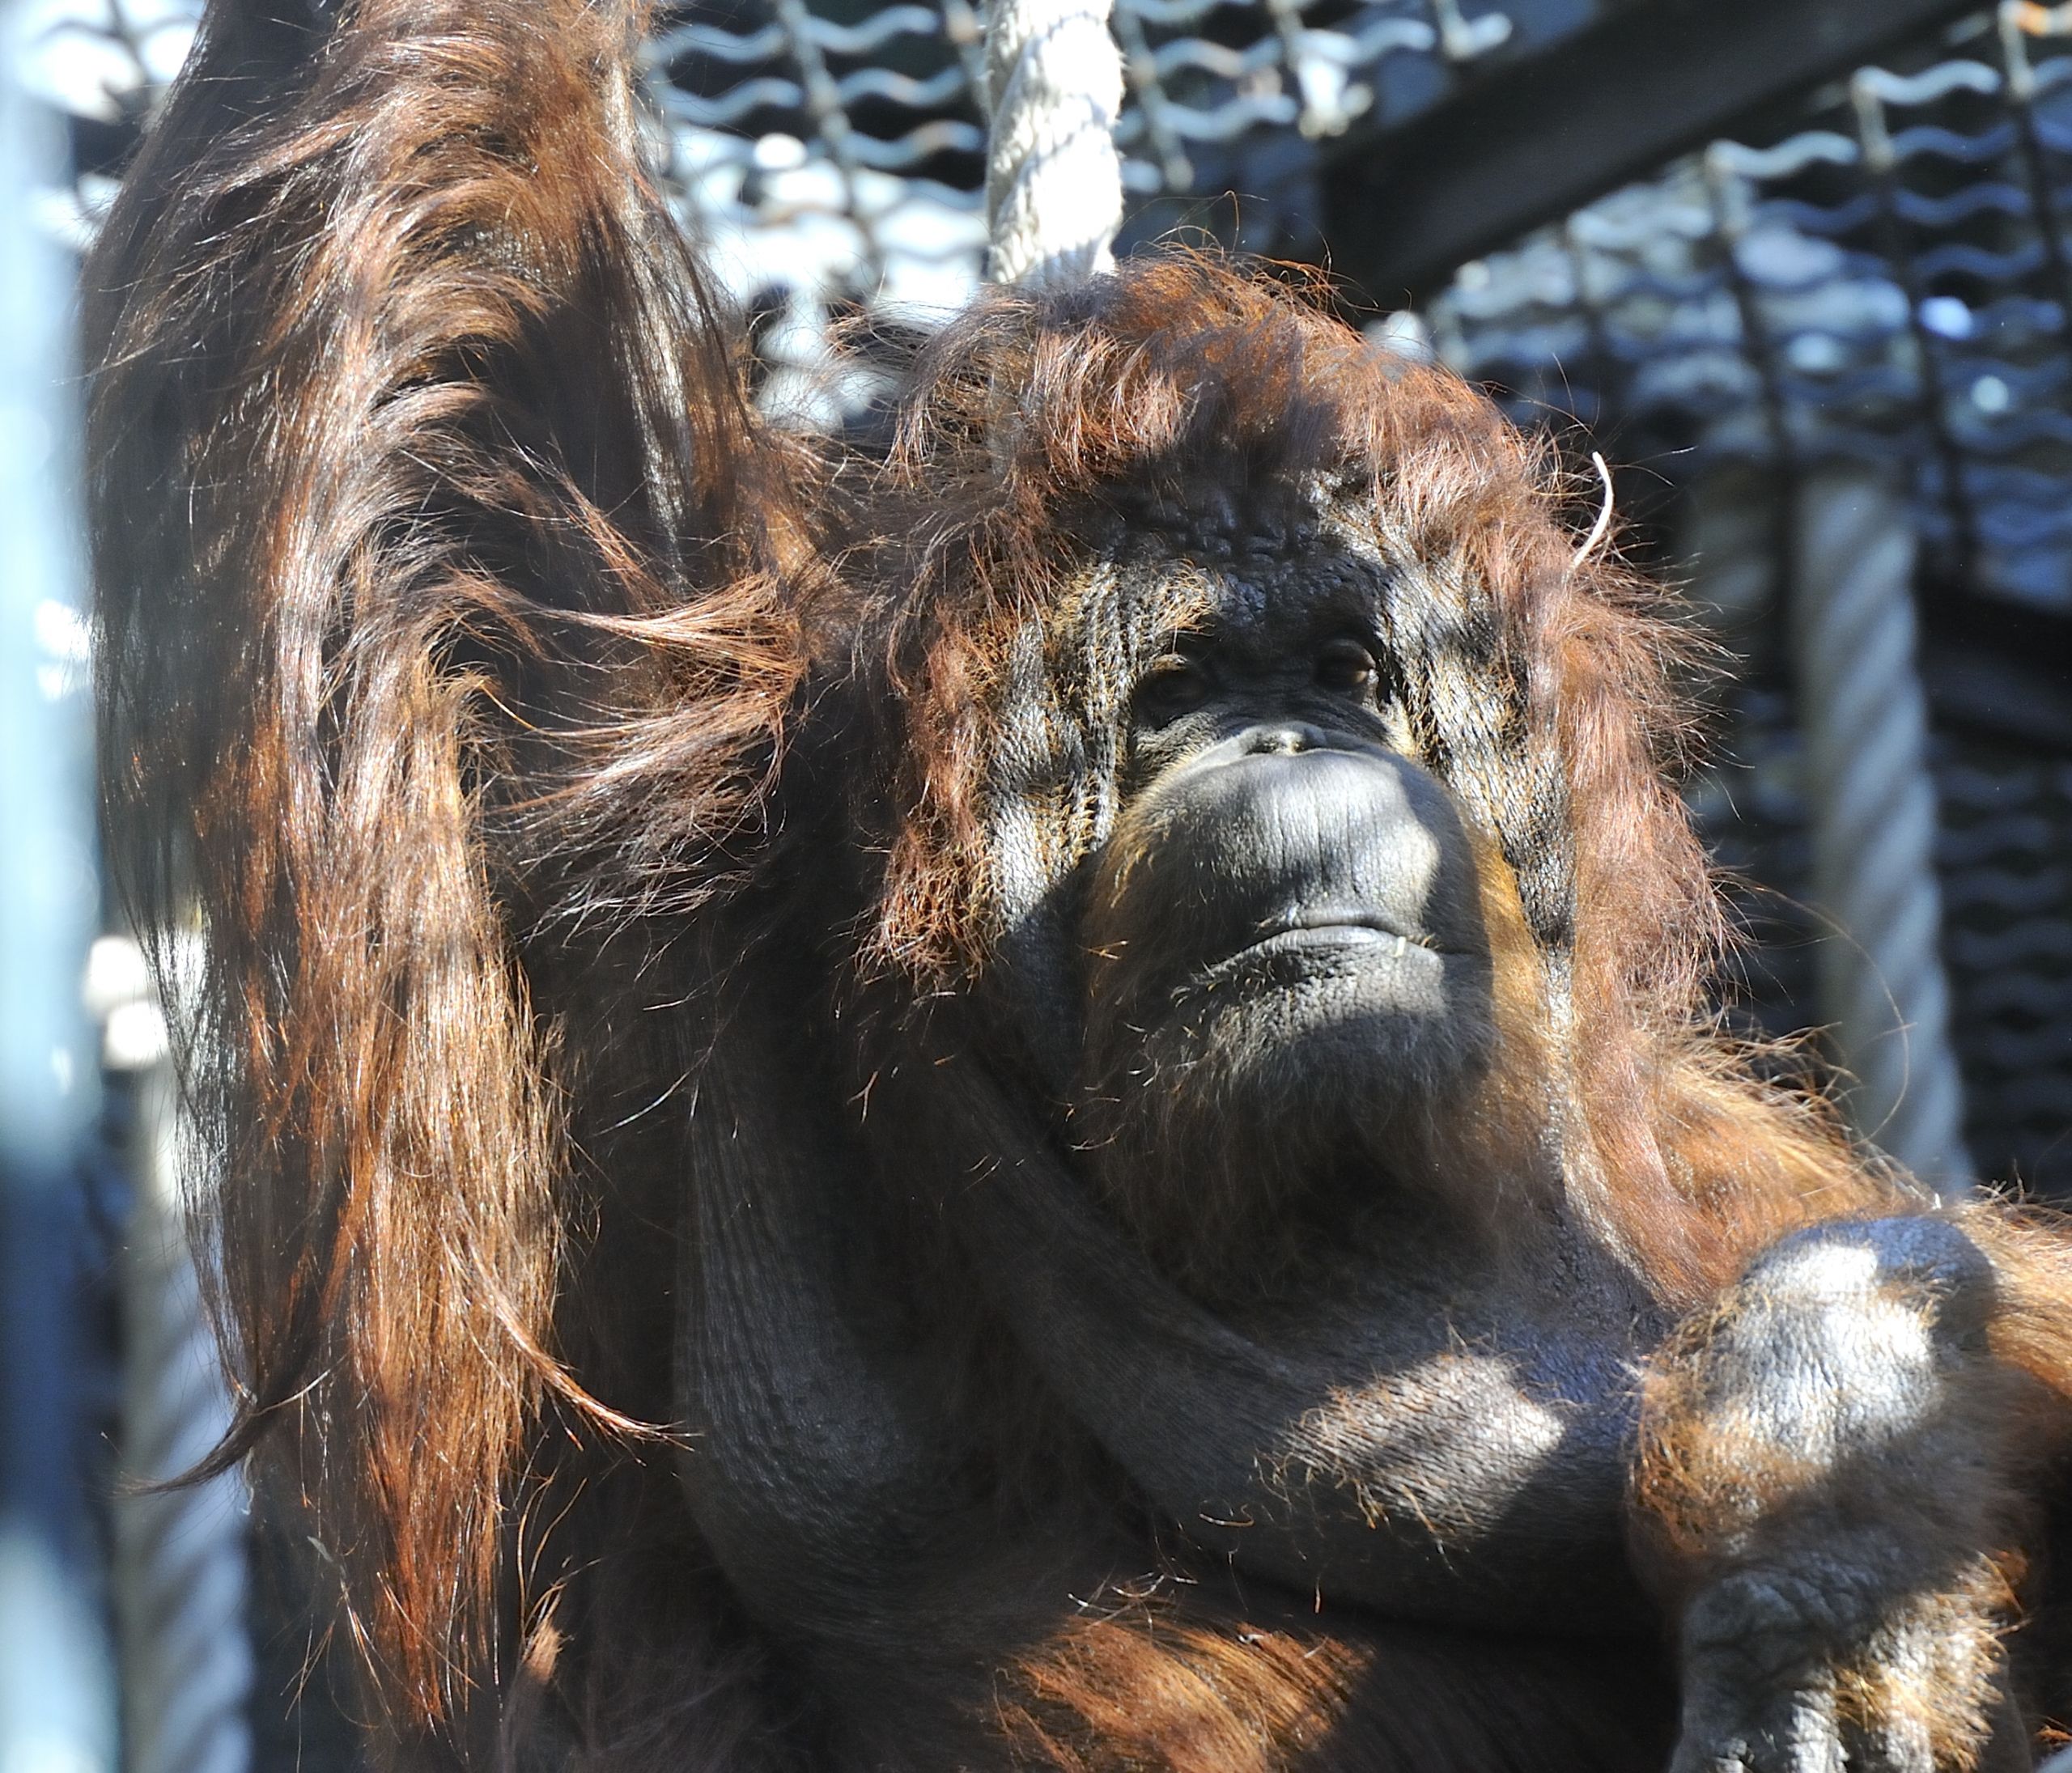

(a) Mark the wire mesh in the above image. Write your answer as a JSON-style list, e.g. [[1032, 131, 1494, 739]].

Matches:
[[640, 0, 1553, 414], [1429, 6, 2072, 611], [1419, 6, 2072, 1189], [26, 0, 1562, 414]]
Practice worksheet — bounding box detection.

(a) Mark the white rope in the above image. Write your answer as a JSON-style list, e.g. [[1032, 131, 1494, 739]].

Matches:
[[983, 0, 1125, 287], [1791, 471, 1972, 1190]]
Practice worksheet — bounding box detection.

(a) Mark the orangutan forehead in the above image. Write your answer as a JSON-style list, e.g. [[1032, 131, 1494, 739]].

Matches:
[[1093, 527, 1398, 654]]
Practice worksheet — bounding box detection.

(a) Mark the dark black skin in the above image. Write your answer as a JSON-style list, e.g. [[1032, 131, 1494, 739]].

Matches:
[[673, 548, 2031, 1769], [1071, 587, 1501, 1264]]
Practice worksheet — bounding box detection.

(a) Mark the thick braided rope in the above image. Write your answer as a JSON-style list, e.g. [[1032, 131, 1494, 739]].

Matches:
[[983, 0, 1124, 287], [1792, 472, 1972, 1189]]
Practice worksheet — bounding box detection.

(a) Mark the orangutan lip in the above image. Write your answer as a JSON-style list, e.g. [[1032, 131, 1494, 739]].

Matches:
[[1212, 913, 1451, 972], [1269, 909, 1441, 949]]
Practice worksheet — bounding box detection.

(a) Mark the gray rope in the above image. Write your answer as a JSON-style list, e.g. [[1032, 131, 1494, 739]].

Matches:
[[983, 0, 1124, 286], [1791, 471, 1972, 1188]]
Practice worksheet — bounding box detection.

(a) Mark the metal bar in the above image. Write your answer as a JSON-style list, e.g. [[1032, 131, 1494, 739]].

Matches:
[[1112, 0, 1193, 189], [1993, 2, 2072, 334], [1318, 0, 1988, 303], [1849, 69, 1981, 575], [0, 2, 117, 1770], [771, 0, 890, 288]]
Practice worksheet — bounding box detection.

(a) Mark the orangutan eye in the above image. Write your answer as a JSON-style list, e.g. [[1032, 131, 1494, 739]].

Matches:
[[1315, 638, 1382, 697], [1135, 653, 1212, 723]]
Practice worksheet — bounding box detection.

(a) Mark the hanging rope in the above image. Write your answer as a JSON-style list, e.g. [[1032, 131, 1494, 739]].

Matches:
[[983, 0, 1125, 286], [1791, 470, 1972, 1190]]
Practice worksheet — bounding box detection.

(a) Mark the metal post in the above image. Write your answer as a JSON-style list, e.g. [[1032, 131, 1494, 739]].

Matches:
[[0, 5, 117, 1773], [103, 935, 252, 1773]]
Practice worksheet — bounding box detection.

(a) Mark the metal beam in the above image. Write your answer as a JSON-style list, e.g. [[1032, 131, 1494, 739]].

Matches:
[[1318, 0, 1985, 305]]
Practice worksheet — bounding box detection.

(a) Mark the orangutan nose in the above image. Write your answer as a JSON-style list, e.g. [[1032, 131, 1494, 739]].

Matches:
[[1240, 721, 1331, 756]]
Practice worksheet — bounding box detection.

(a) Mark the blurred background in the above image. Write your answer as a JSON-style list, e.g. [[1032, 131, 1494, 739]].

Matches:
[[6, 0, 2072, 1769]]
